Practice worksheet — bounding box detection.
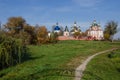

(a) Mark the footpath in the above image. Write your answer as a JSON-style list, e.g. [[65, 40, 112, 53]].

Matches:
[[75, 48, 118, 80]]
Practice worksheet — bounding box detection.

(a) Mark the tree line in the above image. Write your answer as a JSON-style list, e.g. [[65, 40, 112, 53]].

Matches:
[[1, 16, 119, 42], [1, 16, 58, 45]]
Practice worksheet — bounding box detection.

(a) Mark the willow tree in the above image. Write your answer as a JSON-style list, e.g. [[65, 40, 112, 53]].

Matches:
[[0, 35, 28, 69], [104, 21, 118, 42]]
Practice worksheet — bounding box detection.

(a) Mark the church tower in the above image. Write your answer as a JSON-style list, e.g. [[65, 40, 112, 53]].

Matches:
[[70, 21, 81, 34], [54, 22, 61, 33]]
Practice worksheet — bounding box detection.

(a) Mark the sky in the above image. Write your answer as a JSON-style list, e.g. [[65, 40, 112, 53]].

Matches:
[[0, 0, 120, 38]]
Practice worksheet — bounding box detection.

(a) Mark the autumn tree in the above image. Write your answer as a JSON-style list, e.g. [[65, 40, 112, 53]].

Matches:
[[3, 17, 38, 44], [73, 32, 80, 39], [23, 24, 37, 44], [36, 26, 48, 44], [4, 17, 26, 35], [3, 16, 58, 45]]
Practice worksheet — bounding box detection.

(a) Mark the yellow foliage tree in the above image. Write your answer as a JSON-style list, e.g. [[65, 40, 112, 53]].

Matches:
[[104, 33, 110, 40], [36, 26, 48, 44]]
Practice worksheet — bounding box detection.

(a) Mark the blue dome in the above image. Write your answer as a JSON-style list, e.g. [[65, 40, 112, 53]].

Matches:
[[54, 26, 60, 30]]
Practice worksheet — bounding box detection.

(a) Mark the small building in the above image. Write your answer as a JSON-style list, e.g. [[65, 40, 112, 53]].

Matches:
[[86, 20, 104, 40], [64, 26, 69, 37]]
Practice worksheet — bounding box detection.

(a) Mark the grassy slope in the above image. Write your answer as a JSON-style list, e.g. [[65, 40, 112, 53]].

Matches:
[[0, 41, 120, 80], [82, 49, 120, 80]]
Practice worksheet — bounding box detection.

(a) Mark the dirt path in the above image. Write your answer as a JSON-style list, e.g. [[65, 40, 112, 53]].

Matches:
[[74, 48, 117, 80]]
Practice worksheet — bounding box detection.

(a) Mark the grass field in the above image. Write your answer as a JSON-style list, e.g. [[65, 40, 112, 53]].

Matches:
[[82, 49, 120, 80], [0, 40, 120, 80]]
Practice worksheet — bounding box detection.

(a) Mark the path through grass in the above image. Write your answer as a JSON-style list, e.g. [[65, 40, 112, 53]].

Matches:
[[0, 41, 120, 80], [82, 49, 120, 80]]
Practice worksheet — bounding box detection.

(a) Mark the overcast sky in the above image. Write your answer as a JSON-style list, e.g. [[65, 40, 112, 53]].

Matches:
[[0, 0, 120, 38]]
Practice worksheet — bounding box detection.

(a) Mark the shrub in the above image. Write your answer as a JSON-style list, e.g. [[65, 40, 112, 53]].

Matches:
[[47, 32, 58, 43], [104, 33, 110, 41], [108, 51, 114, 58]]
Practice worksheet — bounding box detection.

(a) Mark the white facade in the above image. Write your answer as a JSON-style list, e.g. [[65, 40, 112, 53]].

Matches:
[[87, 20, 104, 40], [64, 31, 69, 37], [64, 26, 70, 37], [54, 30, 60, 33]]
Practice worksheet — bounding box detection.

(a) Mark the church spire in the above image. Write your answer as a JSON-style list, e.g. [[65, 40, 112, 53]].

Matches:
[[74, 21, 77, 26], [64, 26, 69, 32], [56, 22, 58, 26], [93, 20, 97, 24], [74, 21, 76, 24], [92, 20, 98, 26]]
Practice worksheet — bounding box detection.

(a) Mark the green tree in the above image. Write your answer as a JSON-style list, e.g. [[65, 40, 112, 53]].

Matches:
[[104, 21, 118, 42]]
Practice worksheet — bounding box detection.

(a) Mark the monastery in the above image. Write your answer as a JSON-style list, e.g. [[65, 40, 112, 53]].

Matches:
[[51, 20, 104, 40]]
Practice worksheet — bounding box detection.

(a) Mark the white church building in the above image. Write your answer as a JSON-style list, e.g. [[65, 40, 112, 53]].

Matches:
[[86, 20, 104, 40]]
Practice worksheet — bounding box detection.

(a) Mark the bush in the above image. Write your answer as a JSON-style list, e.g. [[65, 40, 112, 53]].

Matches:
[[0, 35, 28, 70], [73, 32, 80, 39], [108, 52, 114, 58], [47, 32, 58, 43], [104, 33, 110, 41]]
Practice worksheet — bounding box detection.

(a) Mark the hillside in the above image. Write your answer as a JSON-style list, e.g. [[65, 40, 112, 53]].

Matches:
[[0, 41, 120, 80]]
